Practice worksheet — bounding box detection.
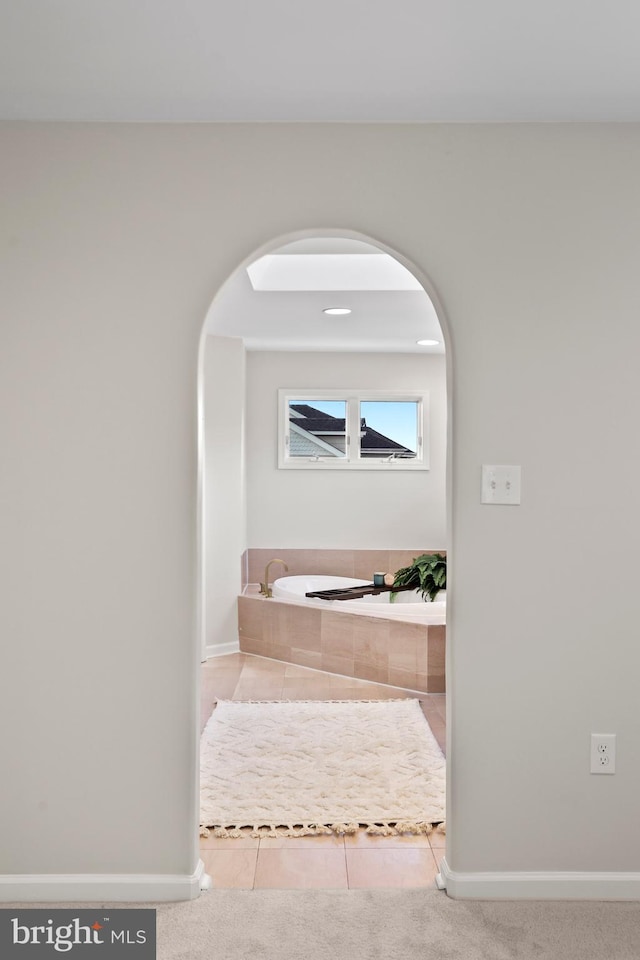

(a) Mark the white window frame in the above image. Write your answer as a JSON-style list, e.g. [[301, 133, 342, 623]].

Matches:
[[278, 389, 429, 470]]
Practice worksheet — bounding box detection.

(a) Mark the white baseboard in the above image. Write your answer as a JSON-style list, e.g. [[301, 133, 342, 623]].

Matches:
[[205, 640, 240, 660], [438, 857, 640, 900], [0, 859, 207, 903]]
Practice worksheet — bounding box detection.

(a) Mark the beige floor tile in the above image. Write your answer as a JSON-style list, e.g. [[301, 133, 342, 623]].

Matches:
[[200, 651, 447, 889], [201, 667, 230, 687], [203, 651, 244, 664], [284, 664, 324, 678], [382, 684, 423, 697], [201, 683, 240, 701], [329, 675, 366, 691], [428, 828, 447, 850], [345, 847, 439, 888], [343, 831, 432, 848], [280, 674, 329, 690], [426, 720, 446, 754], [329, 677, 380, 700], [423, 707, 444, 729], [420, 693, 446, 715], [354, 683, 411, 699], [232, 690, 283, 704], [328, 672, 375, 688], [232, 669, 283, 686], [200, 831, 259, 850], [240, 656, 288, 674], [418, 703, 446, 753], [236, 673, 285, 690], [280, 681, 335, 700], [203, 653, 246, 671], [200, 701, 216, 732], [238, 670, 284, 687], [326, 687, 385, 700], [259, 833, 345, 849], [201, 849, 258, 888], [202, 677, 242, 701], [254, 847, 348, 888], [432, 693, 447, 723], [418, 699, 437, 718]]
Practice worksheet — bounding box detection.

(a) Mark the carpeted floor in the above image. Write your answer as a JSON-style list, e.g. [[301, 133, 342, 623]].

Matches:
[[7, 890, 640, 960]]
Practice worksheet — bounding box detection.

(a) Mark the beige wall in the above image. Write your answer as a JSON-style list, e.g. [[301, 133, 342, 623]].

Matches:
[[3, 122, 640, 896], [203, 336, 246, 653]]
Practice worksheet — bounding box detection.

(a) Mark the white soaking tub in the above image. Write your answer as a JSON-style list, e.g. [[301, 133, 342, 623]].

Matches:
[[272, 575, 446, 624]]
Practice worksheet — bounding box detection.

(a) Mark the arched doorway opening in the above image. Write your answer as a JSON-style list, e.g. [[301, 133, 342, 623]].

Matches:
[[195, 228, 452, 889]]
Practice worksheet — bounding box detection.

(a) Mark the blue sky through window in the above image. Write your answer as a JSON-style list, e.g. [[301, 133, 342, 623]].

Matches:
[[293, 399, 418, 452], [361, 401, 417, 452]]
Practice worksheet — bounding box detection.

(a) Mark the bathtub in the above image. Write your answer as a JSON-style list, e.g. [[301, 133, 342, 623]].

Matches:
[[272, 575, 446, 624], [240, 574, 446, 692]]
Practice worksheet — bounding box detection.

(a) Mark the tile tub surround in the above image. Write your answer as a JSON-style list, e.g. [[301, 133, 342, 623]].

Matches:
[[237, 592, 445, 693], [246, 548, 445, 587]]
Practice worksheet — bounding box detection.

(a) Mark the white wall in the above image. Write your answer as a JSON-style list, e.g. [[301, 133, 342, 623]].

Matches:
[[245, 350, 446, 548], [3, 122, 640, 898], [203, 336, 246, 652]]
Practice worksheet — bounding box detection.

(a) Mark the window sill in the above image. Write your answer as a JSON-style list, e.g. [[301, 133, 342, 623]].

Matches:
[[278, 459, 429, 471]]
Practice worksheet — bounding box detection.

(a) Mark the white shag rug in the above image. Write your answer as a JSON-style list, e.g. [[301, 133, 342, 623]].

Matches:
[[200, 698, 446, 838]]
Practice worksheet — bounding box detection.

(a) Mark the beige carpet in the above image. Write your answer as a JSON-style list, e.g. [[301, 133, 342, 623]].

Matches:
[[200, 699, 446, 837], [8, 892, 640, 960]]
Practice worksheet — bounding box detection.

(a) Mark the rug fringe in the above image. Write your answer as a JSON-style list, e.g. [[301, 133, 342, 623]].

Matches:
[[211, 698, 419, 705], [200, 820, 445, 838]]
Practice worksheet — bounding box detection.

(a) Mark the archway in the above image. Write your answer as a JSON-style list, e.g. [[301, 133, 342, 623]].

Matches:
[[195, 228, 452, 888]]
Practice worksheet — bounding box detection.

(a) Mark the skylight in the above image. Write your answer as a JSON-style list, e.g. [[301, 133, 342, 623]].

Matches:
[[246, 254, 423, 292]]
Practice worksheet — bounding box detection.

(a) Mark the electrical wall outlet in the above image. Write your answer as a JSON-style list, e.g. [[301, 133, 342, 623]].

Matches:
[[590, 734, 616, 774]]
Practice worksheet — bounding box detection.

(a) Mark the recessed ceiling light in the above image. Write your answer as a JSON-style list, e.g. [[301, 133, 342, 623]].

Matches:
[[323, 307, 352, 316], [416, 338, 440, 346]]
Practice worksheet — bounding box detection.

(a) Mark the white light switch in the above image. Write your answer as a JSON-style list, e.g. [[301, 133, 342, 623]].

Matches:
[[481, 465, 521, 505]]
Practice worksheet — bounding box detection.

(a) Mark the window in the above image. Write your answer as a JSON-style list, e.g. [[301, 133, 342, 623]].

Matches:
[[278, 390, 428, 470]]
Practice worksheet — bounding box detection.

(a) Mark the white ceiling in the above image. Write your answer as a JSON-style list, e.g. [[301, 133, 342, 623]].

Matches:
[[5, 3, 636, 352], [205, 238, 444, 354], [2, 1, 640, 122]]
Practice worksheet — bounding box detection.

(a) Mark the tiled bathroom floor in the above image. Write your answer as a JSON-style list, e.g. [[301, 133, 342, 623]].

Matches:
[[200, 652, 446, 889]]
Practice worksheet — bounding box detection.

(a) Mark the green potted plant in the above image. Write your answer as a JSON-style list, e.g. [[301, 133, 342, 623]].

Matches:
[[391, 552, 446, 602]]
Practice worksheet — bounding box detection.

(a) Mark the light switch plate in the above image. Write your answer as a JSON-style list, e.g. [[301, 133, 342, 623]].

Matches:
[[481, 465, 521, 505]]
